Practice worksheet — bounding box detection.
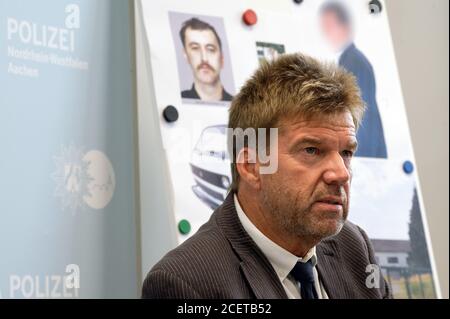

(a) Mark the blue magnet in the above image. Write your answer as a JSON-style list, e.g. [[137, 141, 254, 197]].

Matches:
[[403, 161, 414, 174]]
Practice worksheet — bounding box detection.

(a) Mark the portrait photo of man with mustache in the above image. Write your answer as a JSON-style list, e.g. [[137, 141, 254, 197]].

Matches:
[[179, 17, 233, 102]]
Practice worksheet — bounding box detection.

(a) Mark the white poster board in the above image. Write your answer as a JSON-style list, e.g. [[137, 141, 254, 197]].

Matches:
[[137, 0, 440, 298]]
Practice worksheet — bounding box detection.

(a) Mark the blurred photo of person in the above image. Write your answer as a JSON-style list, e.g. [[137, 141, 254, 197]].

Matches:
[[320, 1, 387, 158], [179, 18, 233, 102]]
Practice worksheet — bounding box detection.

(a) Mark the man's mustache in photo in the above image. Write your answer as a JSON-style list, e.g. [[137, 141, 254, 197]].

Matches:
[[197, 62, 215, 72]]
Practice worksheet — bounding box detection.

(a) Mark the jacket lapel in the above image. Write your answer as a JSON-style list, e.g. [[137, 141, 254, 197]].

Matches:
[[240, 257, 287, 299], [316, 239, 354, 299], [216, 192, 287, 299]]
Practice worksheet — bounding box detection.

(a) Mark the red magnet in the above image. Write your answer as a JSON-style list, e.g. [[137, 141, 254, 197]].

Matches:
[[242, 9, 257, 26]]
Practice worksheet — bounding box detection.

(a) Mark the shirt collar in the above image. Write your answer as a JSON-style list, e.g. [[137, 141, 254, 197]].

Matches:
[[335, 40, 353, 63], [234, 194, 317, 282]]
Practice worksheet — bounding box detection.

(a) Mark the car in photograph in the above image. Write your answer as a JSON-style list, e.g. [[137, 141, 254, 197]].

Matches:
[[190, 125, 231, 209]]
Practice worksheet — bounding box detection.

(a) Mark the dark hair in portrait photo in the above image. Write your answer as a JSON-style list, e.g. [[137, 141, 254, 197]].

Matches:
[[179, 18, 223, 51]]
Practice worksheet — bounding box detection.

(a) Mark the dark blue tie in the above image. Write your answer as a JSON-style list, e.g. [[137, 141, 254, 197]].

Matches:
[[290, 260, 318, 299]]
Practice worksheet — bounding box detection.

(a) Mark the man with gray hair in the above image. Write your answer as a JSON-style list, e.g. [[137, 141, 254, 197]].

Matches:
[[142, 53, 392, 299]]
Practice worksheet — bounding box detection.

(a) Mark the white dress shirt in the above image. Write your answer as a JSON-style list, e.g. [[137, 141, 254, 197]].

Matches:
[[333, 41, 352, 64], [234, 194, 328, 299]]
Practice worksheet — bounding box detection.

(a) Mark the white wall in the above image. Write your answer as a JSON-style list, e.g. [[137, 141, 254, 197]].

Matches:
[[132, 0, 449, 298], [132, 0, 179, 286], [385, 0, 449, 298]]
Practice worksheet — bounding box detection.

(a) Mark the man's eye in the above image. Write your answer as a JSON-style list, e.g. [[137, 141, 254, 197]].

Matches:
[[342, 150, 354, 158], [304, 147, 319, 155], [206, 46, 217, 53]]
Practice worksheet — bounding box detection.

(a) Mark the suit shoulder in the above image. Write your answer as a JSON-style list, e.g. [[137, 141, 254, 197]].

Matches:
[[142, 215, 241, 296], [334, 221, 371, 253], [341, 220, 363, 235], [222, 89, 233, 101], [181, 89, 193, 98], [155, 222, 229, 268], [332, 221, 392, 299], [342, 45, 374, 74], [181, 85, 201, 99], [142, 269, 203, 299]]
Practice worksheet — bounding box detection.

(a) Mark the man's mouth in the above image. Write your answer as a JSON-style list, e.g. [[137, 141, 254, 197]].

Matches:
[[313, 196, 345, 213], [316, 196, 343, 206]]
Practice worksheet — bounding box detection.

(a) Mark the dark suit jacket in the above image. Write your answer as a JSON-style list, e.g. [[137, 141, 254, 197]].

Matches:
[[142, 192, 392, 299], [339, 43, 387, 159], [181, 84, 233, 101]]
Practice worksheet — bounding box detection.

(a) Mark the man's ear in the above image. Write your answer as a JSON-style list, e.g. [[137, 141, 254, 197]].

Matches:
[[236, 147, 261, 190]]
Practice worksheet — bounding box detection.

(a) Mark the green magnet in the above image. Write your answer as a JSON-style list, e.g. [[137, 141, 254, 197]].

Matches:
[[178, 219, 191, 235]]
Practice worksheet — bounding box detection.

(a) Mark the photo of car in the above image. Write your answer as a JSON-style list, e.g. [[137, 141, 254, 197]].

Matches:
[[190, 125, 231, 209]]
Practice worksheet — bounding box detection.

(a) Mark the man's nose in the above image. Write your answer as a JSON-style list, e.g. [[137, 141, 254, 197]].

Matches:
[[323, 153, 351, 186], [200, 47, 208, 61]]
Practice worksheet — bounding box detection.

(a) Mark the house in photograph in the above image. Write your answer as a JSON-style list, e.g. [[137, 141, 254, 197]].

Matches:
[[371, 239, 411, 275]]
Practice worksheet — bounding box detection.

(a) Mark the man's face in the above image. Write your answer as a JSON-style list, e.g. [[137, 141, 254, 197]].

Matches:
[[183, 27, 223, 85], [260, 111, 357, 240], [320, 11, 349, 51]]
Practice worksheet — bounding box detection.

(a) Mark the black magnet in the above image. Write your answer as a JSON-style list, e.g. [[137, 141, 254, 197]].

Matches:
[[163, 105, 179, 123]]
